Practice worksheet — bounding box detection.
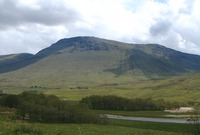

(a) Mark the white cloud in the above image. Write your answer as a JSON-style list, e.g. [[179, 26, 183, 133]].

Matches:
[[0, 0, 200, 55]]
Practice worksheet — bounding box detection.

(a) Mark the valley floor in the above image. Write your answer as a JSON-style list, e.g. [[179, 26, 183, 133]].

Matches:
[[0, 121, 190, 135]]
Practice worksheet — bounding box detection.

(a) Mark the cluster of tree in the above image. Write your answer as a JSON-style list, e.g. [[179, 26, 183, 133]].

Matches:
[[0, 92, 100, 123], [81, 95, 182, 111]]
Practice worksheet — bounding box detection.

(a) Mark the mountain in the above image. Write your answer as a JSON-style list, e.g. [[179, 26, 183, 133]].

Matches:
[[0, 36, 200, 88]]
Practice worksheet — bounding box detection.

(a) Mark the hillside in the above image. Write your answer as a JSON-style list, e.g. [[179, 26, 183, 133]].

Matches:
[[0, 37, 200, 87], [115, 44, 200, 76], [0, 53, 34, 73]]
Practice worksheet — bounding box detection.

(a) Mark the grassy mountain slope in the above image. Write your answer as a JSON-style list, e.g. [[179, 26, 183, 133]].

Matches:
[[0, 37, 138, 88], [110, 44, 200, 76]]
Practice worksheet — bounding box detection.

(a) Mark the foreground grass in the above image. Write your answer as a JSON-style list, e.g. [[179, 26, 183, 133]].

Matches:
[[108, 119, 195, 134], [0, 109, 197, 135], [0, 121, 188, 135]]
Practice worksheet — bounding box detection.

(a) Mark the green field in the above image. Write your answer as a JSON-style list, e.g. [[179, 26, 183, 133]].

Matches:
[[42, 75, 200, 102], [0, 120, 195, 135], [1, 73, 200, 103], [1, 106, 199, 135]]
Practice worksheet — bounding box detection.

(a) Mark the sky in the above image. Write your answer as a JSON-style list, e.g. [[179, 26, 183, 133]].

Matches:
[[0, 0, 200, 55]]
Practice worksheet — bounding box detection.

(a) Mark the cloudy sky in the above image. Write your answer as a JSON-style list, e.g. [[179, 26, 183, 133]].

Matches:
[[0, 0, 200, 55]]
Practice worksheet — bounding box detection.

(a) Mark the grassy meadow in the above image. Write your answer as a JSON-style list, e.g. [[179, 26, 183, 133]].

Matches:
[[0, 119, 195, 135], [1, 74, 200, 103], [38, 74, 200, 102]]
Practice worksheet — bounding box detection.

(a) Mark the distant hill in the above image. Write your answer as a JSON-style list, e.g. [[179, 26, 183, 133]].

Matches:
[[0, 36, 200, 87], [0, 53, 34, 73]]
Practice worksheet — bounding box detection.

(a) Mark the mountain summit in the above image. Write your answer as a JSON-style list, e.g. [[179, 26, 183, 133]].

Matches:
[[0, 36, 200, 86]]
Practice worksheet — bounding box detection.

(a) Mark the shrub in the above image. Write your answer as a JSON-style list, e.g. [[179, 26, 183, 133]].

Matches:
[[13, 124, 43, 135], [5, 92, 101, 124]]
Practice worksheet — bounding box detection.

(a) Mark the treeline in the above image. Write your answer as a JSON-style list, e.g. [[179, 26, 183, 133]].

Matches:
[[0, 93, 184, 123], [0, 92, 100, 123], [81, 95, 182, 111]]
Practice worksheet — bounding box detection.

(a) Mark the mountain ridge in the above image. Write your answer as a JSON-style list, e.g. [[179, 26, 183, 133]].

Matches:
[[36, 36, 132, 57]]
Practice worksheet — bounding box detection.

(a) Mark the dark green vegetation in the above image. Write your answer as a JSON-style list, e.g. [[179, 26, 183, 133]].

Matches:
[[81, 95, 182, 111], [0, 92, 99, 123], [0, 93, 182, 124]]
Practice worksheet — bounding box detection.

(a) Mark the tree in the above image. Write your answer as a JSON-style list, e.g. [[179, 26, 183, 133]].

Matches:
[[4, 95, 20, 108], [188, 107, 200, 135], [16, 92, 99, 123], [81, 95, 181, 111]]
